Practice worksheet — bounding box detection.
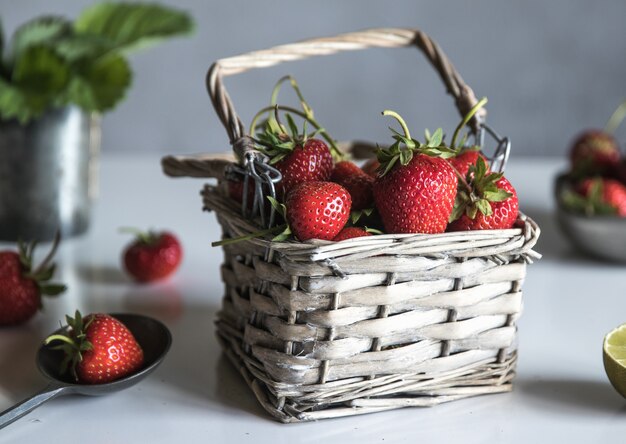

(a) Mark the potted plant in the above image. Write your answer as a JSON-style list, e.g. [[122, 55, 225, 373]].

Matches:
[[0, 2, 193, 241]]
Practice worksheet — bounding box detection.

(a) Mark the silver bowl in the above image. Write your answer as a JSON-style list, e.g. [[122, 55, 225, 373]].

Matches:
[[555, 174, 626, 262]]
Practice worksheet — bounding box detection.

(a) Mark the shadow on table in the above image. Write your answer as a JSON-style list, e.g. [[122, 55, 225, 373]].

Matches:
[[150, 298, 266, 419], [518, 377, 626, 414], [77, 264, 129, 285]]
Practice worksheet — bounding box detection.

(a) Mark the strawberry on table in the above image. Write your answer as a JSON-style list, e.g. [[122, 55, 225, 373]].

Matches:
[[373, 111, 458, 234], [45, 311, 144, 384], [448, 157, 519, 231], [122, 229, 182, 283], [330, 161, 375, 210], [0, 234, 66, 326]]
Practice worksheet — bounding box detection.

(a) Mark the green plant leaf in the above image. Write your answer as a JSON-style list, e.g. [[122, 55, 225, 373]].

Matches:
[[54, 34, 114, 61], [11, 16, 72, 59], [13, 45, 70, 95], [74, 2, 193, 53], [0, 78, 33, 122], [65, 53, 131, 112]]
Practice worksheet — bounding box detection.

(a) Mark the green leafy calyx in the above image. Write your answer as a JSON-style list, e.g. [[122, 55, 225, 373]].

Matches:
[[45, 310, 94, 381], [250, 76, 344, 162], [18, 232, 67, 298], [376, 110, 455, 177], [561, 178, 616, 216], [449, 157, 513, 222]]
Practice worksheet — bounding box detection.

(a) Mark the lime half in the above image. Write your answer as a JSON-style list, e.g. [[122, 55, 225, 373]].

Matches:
[[603, 323, 626, 399]]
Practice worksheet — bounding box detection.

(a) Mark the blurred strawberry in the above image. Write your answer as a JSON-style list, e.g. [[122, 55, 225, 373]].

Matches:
[[122, 229, 182, 283], [0, 235, 66, 326]]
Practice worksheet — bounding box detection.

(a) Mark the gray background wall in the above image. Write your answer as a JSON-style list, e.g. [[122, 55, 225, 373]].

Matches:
[[3, 0, 626, 158]]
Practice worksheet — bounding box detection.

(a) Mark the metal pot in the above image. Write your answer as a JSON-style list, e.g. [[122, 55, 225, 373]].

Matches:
[[0, 106, 100, 242]]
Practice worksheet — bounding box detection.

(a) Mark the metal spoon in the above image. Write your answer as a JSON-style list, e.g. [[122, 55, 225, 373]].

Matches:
[[0, 313, 172, 429]]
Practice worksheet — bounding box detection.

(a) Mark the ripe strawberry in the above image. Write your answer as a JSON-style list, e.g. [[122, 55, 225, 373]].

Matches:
[[45, 311, 144, 384], [361, 158, 380, 178], [333, 227, 373, 241], [122, 230, 182, 283], [330, 161, 375, 210], [570, 129, 620, 177], [0, 251, 22, 278], [449, 149, 489, 178], [373, 112, 458, 234], [0, 236, 66, 326], [285, 181, 351, 241], [448, 157, 519, 231], [264, 138, 333, 198], [574, 178, 626, 216], [255, 92, 335, 198]]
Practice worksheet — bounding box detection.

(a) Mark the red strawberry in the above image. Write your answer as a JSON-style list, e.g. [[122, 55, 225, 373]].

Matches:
[[285, 181, 351, 241], [122, 230, 182, 283], [0, 252, 23, 278], [331, 161, 375, 210], [0, 236, 66, 326], [373, 112, 458, 234], [46, 311, 144, 384], [333, 227, 372, 241], [570, 129, 620, 177], [272, 139, 333, 197], [362, 158, 380, 178], [448, 158, 519, 231], [577, 178, 626, 216], [449, 149, 489, 178]]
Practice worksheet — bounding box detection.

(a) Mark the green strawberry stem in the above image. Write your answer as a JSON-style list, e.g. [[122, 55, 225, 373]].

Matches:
[[28, 230, 61, 277], [270, 75, 314, 121], [605, 99, 626, 134], [382, 110, 414, 147], [249, 105, 343, 160], [450, 97, 488, 149], [212, 225, 286, 247], [119, 227, 158, 245]]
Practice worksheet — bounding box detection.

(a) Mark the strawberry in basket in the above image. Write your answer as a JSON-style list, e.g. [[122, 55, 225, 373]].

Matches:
[[330, 161, 375, 210], [251, 76, 344, 199], [447, 156, 519, 231], [373, 111, 458, 234]]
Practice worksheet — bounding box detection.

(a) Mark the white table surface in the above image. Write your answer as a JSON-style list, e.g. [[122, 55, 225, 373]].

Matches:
[[1, 154, 625, 443]]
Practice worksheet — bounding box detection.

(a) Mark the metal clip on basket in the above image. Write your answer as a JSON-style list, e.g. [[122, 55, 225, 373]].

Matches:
[[162, 28, 540, 423]]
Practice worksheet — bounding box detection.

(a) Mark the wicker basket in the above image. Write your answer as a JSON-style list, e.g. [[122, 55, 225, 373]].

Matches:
[[162, 28, 541, 423]]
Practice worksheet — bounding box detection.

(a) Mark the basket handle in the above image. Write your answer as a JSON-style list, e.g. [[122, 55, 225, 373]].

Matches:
[[208, 27, 485, 159]]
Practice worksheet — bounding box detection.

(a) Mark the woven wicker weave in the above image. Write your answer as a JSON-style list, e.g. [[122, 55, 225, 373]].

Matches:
[[162, 28, 541, 422]]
